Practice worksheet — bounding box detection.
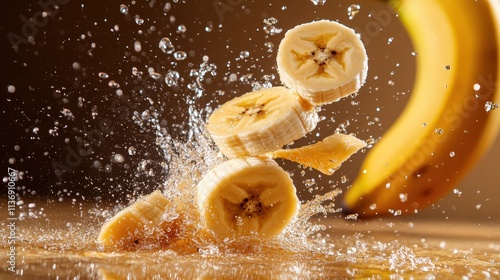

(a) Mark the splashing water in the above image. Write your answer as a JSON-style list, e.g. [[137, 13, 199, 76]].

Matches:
[[6, 1, 500, 278]]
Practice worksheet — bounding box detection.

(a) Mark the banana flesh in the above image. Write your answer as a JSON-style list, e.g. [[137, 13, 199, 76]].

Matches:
[[277, 20, 368, 106], [196, 157, 299, 239], [98, 190, 181, 250], [207, 86, 319, 158], [99, 18, 369, 246], [343, 0, 500, 217], [269, 133, 366, 175]]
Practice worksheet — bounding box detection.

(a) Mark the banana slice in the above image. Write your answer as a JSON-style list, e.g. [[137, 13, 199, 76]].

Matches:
[[197, 157, 299, 239], [277, 20, 368, 105], [269, 133, 366, 175], [207, 86, 319, 158], [98, 190, 181, 250]]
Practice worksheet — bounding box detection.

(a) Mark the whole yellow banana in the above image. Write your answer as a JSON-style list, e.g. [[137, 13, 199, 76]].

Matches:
[[343, 0, 500, 217]]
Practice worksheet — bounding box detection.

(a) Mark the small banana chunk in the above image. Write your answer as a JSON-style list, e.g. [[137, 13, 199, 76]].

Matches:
[[277, 20, 368, 105], [98, 190, 181, 250], [197, 157, 299, 239], [269, 133, 366, 175], [207, 86, 319, 158]]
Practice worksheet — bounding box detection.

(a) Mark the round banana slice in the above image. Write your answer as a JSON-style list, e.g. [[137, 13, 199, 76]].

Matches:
[[207, 86, 319, 158], [277, 20, 368, 105], [197, 157, 299, 240]]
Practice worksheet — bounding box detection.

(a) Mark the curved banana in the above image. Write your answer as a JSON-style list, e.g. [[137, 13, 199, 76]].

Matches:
[[343, 0, 500, 217], [277, 20, 368, 105], [207, 86, 319, 158], [196, 157, 299, 239], [98, 190, 181, 250]]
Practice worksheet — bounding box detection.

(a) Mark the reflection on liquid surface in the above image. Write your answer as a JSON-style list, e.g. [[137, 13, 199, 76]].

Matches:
[[1, 202, 498, 279]]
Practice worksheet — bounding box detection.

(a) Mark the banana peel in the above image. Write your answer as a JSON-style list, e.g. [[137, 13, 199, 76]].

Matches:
[[343, 0, 500, 217]]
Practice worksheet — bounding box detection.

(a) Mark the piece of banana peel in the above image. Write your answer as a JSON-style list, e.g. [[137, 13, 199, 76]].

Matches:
[[343, 0, 500, 218]]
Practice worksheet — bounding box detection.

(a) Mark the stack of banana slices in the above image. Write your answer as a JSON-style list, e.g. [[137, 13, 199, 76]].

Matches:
[[98, 20, 368, 249], [198, 20, 368, 240]]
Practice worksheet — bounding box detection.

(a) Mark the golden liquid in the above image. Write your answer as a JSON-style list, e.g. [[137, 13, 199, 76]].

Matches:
[[1, 202, 499, 279]]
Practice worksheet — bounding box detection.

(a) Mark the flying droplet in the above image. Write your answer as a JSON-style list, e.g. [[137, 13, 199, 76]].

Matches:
[[173, 51, 187, 61], [239, 50, 250, 59], [310, 0, 327, 5], [485, 101, 499, 112], [135, 16, 144, 25], [98, 72, 109, 79], [159, 37, 175, 54], [119, 4, 129, 15], [108, 80, 120, 88], [347, 4, 361, 20]]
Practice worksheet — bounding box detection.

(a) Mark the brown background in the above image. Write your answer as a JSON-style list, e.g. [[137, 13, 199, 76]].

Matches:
[[1, 0, 498, 222]]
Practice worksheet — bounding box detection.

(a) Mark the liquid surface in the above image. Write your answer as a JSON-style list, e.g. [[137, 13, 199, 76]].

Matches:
[[1, 202, 499, 279]]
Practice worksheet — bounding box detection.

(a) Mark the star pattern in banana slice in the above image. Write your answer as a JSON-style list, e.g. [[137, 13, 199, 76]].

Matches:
[[196, 157, 299, 239], [277, 20, 368, 105]]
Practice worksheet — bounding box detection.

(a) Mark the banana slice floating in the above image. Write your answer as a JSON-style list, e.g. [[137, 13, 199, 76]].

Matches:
[[197, 157, 299, 240], [277, 20, 368, 105], [207, 86, 319, 158], [269, 133, 366, 175], [98, 190, 181, 250]]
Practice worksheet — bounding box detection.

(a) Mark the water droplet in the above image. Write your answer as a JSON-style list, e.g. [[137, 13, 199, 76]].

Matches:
[[177, 24, 187, 33], [119, 4, 129, 14], [239, 50, 250, 59], [310, 0, 327, 5], [369, 203, 377, 210], [264, 42, 274, 52], [98, 72, 109, 79], [163, 2, 171, 13], [485, 101, 499, 112], [304, 178, 316, 187], [132, 67, 143, 76], [108, 80, 120, 88], [387, 37, 394, 44], [134, 41, 142, 52], [434, 128, 444, 135], [399, 193, 408, 203], [113, 154, 125, 163], [150, 72, 162, 80], [32, 127, 40, 134], [473, 83, 481, 91], [173, 51, 187, 61], [159, 37, 175, 54], [411, 51, 418, 56], [72, 62, 81, 70], [445, 65, 451, 70], [340, 175, 347, 184], [476, 204, 482, 210], [449, 151, 455, 158], [135, 16, 144, 25], [345, 213, 358, 220], [128, 146, 137, 155], [165, 70, 180, 87], [205, 21, 213, 32], [347, 4, 361, 20], [263, 17, 282, 35], [7, 85, 16, 93]]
